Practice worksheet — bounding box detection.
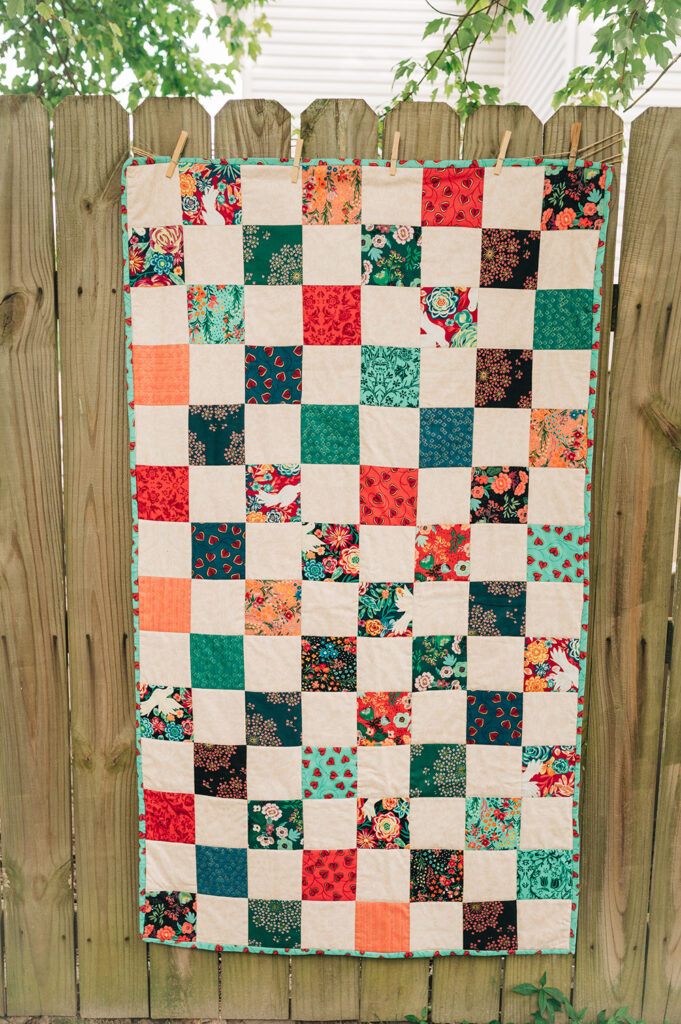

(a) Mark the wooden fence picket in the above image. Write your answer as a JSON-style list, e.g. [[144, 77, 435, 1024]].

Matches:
[[215, 99, 292, 158], [301, 98, 379, 159]]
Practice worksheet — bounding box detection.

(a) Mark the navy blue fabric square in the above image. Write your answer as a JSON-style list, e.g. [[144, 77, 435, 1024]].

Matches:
[[196, 846, 248, 897], [420, 408, 473, 468], [466, 690, 523, 745], [245, 345, 302, 404], [191, 522, 245, 579]]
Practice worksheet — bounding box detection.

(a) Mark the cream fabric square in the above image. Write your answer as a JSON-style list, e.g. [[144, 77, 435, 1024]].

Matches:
[[469, 524, 528, 582], [361, 165, 423, 225], [301, 463, 359, 522], [467, 636, 525, 691], [141, 737, 194, 793], [301, 581, 359, 635], [302, 346, 361, 405], [413, 582, 469, 636], [139, 631, 191, 686], [477, 289, 535, 349], [126, 163, 182, 229], [189, 465, 246, 522], [302, 692, 357, 745], [189, 345, 245, 405], [523, 692, 578, 746], [241, 164, 302, 225], [138, 520, 191, 578], [526, 581, 583, 637], [410, 797, 465, 848], [417, 467, 472, 523], [520, 799, 573, 849], [482, 166, 544, 230], [196, 895, 248, 945], [516, 899, 572, 950], [246, 522, 301, 579], [532, 350, 592, 408], [537, 231, 599, 290], [409, 901, 463, 953], [303, 225, 361, 285], [421, 227, 482, 288], [247, 746, 302, 800], [301, 900, 356, 950], [360, 525, 415, 582], [356, 637, 412, 693], [420, 348, 476, 407], [464, 849, 516, 901], [135, 405, 188, 466], [359, 406, 420, 466], [303, 799, 357, 849], [192, 689, 245, 744], [195, 795, 248, 847], [361, 287, 421, 348], [131, 285, 189, 346], [466, 745, 522, 797], [411, 690, 466, 743], [472, 408, 531, 465], [356, 849, 409, 902], [248, 850, 303, 899], [357, 745, 410, 798], [183, 225, 244, 285], [244, 285, 303, 347], [244, 636, 301, 691], [528, 468, 586, 525], [191, 579, 245, 634], [146, 839, 197, 892], [244, 404, 301, 463]]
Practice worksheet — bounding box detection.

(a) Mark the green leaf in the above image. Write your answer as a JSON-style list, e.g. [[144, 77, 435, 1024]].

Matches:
[[6, 0, 25, 18], [36, 1, 53, 18], [513, 984, 538, 995], [540, 971, 547, 987]]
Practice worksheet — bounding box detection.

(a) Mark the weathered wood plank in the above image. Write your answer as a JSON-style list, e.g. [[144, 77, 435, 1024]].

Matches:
[[0, 94, 76, 1016], [432, 957, 502, 1024], [215, 99, 291, 158], [301, 99, 378, 159], [382, 100, 460, 160], [462, 103, 542, 158], [130, 97, 220, 1020], [572, 106, 681, 1018], [54, 94, 149, 1019], [360, 959, 429, 1022]]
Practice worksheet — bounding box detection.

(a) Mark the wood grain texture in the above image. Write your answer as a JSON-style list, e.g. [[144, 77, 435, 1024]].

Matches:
[[53, 95, 149, 1019], [221, 952, 289, 1020], [301, 98, 378, 159], [432, 957, 502, 1024], [0, 94, 76, 1017], [360, 958, 429, 1021], [572, 107, 681, 1018], [132, 96, 212, 158], [215, 99, 291, 158], [462, 103, 542, 158], [133, 97, 219, 1020], [383, 101, 460, 160], [502, 957, 572, 1024]]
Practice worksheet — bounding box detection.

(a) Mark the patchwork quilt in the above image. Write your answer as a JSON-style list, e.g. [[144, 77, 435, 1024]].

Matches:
[[122, 155, 612, 956]]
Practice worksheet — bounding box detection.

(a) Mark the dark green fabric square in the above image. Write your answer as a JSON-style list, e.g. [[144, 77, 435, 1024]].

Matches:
[[190, 634, 244, 689], [409, 743, 466, 797], [248, 898, 301, 948], [243, 225, 303, 286], [533, 289, 593, 349], [301, 405, 359, 464]]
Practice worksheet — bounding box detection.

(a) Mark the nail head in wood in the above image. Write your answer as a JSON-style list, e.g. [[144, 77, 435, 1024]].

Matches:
[[165, 130, 188, 178], [568, 121, 582, 172], [494, 130, 512, 175], [291, 138, 303, 183], [389, 131, 400, 176]]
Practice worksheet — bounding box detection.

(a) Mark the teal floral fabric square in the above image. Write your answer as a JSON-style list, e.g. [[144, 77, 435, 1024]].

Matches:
[[465, 796, 521, 849], [187, 284, 244, 343], [533, 289, 593, 349], [361, 225, 421, 286], [243, 225, 303, 286], [412, 635, 467, 690], [301, 405, 359, 464], [190, 634, 244, 689], [358, 582, 413, 638], [129, 226, 184, 287], [196, 846, 247, 897], [360, 346, 420, 407], [527, 524, 587, 582], [517, 849, 572, 899]]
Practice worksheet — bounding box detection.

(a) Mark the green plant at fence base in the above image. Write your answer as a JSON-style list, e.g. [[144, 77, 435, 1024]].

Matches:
[[393, 0, 681, 116], [403, 973, 669, 1024], [0, 0, 271, 110]]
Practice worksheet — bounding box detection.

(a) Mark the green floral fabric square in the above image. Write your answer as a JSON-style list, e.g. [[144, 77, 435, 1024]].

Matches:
[[409, 743, 466, 797], [248, 800, 303, 850], [361, 225, 422, 286], [533, 289, 593, 349], [465, 796, 521, 849], [517, 849, 572, 899], [360, 345, 420, 407], [358, 582, 413, 638], [248, 899, 301, 948], [412, 635, 467, 690], [190, 634, 244, 689], [243, 225, 303, 286], [187, 284, 244, 344], [245, 692, 302, 746], [301, 405, 359, 464]]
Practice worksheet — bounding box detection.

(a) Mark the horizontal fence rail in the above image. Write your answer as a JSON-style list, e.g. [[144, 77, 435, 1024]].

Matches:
[[0, 93, 680, 1024]]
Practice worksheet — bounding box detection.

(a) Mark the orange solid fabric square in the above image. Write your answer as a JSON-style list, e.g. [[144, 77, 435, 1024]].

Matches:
[[132, 344, 189, 405], [138, 576, 191, 633], [355, 901, 410, 953]]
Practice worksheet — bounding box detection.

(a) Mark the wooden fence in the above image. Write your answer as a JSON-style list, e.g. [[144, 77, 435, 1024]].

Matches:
[[0, 94, 680, 1024]]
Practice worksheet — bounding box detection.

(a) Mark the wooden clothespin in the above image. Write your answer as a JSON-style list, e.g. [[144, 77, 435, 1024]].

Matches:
[[568, 122, 582, 171], [389, 131, 400, 176], [291, 138, 303, 183], [165, 130, 188, 179], [494, 130, 512, 175]]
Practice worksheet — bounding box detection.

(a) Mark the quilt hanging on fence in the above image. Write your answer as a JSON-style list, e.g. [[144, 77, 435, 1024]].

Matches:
[[122, 154, 612, 957]]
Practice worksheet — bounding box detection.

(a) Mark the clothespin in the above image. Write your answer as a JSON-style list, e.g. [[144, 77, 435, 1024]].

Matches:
[[291, 138, 303, 183], [389, 131, 400, 176], [568, 122, 582, 172], [494, 130, 512, 175], [165, 130, 188, 179]]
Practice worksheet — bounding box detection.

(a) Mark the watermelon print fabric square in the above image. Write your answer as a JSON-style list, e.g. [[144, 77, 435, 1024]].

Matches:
[[124, 155, 612, 957]]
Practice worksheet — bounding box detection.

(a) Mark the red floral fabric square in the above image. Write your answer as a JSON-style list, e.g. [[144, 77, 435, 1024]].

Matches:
[[136, 465, 189, 522], [422, 167, 484, 227], [302, 849, 357, 900], [144, 789, 195, 844], [360, 465, 418, 526], [303, 285, 362, 345]]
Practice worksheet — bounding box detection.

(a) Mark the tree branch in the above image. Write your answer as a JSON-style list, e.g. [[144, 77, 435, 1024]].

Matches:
[[625, 50, 681, 110]]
